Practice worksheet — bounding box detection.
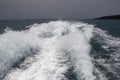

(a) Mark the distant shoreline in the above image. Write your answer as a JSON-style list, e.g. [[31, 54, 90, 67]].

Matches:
[[95, 15, 120, 19]]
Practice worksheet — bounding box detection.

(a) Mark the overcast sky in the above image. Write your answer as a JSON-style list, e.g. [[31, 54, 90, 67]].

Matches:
[[0, 0, 120, 20]]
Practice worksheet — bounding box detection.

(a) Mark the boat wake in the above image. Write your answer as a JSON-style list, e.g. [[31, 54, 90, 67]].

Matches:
[[0, 21, 120, 80]]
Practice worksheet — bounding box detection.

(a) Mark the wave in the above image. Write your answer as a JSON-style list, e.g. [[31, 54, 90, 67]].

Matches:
[[0, 20, 119, 80], [91, 28, 120, 80], [0, 28, 41, 79]]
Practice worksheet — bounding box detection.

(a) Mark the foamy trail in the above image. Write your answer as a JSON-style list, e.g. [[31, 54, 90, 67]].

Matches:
[[58, 23, 95, 80], [1, 21, 96, 80]]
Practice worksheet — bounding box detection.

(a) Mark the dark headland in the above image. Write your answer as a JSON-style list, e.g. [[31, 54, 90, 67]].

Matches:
[[95, 15, 120, 19]]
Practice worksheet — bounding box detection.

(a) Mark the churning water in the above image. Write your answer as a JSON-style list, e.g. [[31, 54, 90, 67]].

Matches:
[[0, 20, 120, 80]]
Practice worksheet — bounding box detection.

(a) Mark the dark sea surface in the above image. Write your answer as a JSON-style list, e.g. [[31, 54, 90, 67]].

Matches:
[[0, 19, 55, 34], [0, 19, 120, 80], [82, 19, 120, 37], [0, 19, 120, 36]]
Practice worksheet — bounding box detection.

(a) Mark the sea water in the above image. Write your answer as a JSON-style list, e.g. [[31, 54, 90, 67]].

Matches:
[[0, 19, 120, 80]]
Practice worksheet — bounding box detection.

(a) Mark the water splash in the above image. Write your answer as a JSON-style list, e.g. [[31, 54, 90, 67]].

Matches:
[[1, 20, 118, 80]]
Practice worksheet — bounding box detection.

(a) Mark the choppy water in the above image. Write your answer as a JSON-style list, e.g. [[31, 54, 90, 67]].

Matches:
[[0, 20, 120, 80]]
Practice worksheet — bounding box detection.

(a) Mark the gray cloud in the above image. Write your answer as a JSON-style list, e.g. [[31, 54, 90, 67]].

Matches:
[[0, 0, 120, 19]]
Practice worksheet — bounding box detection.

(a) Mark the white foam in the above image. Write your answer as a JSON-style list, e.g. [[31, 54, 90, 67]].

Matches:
[[1, 21, 96, 80], [58, 27, 95, 80], [0, 30, 43, 78]]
